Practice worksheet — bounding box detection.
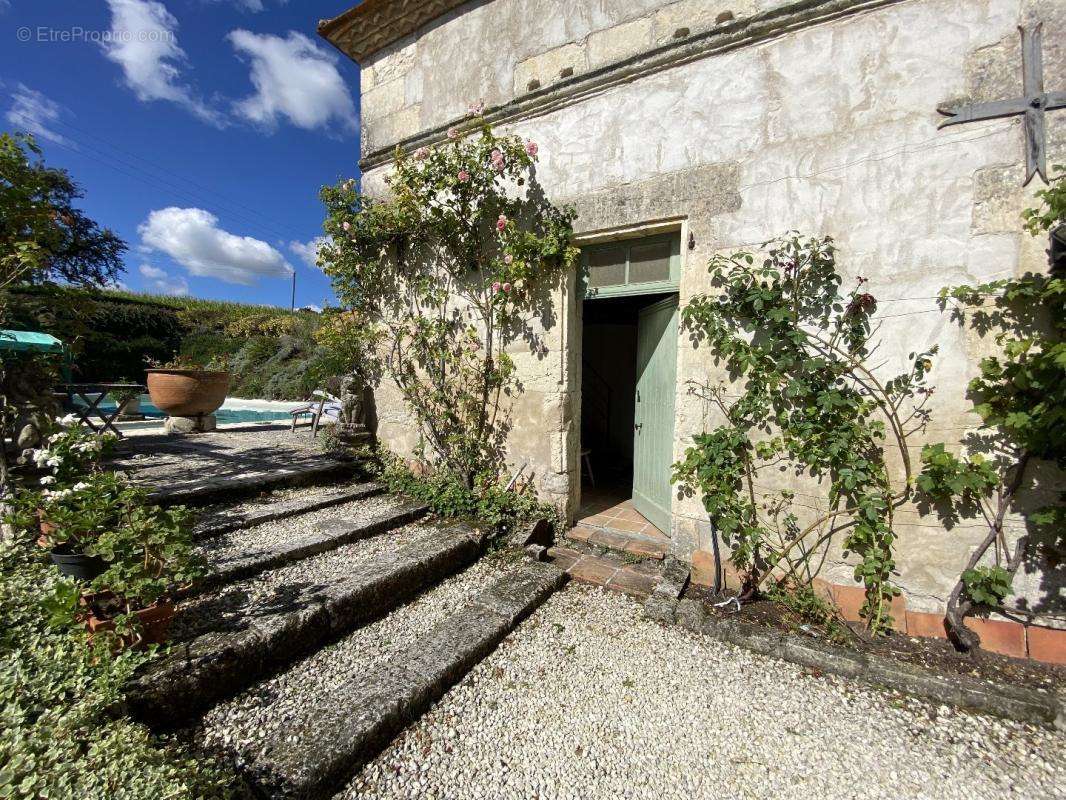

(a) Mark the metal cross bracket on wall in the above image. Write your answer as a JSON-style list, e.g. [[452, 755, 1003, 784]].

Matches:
[[938, 23, 1065, 185]]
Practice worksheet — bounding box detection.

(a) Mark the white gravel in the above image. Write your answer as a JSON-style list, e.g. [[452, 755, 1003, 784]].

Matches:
[[173, 516, 434, 641], [195, 494, 406, 568], [192, 483, 377, 536], [193, 551, 517, 763], [343, 584, 1066, 800]]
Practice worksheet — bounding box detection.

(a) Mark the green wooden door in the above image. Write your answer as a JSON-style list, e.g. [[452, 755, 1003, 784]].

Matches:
[[632, 295, 678, 535]]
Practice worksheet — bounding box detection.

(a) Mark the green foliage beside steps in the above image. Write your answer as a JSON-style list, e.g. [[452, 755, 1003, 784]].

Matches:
[[0, 542, 235, 800], [374, 451, 557, 541]]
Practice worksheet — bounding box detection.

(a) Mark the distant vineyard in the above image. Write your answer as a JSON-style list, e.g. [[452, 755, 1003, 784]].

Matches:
[[9, 285, 328, 400]]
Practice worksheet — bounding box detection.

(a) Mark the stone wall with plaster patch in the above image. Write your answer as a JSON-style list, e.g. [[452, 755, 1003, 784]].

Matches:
[[355, 0, 1066, 628]]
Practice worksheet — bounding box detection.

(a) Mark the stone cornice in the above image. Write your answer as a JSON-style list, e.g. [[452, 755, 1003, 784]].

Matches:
[[318, 0, 471, 64], [359, 0, 909, 172]]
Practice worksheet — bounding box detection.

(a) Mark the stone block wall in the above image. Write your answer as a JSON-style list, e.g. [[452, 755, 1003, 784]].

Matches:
[[355, 0, 1066, 634]]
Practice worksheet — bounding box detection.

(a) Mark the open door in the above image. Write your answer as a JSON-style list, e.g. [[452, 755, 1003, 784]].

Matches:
[[631, 295, 678, 534]]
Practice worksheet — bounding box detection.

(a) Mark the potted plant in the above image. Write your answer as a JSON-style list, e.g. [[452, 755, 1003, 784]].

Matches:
[[145, 354, 230, 418], [18, 472, 205, 647], [24, 421, 116, 558], [78, 482, 203, 646]]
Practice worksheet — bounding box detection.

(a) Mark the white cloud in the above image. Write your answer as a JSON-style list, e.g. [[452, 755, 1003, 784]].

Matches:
[[102, 0, 223, 126], [288, 236, 330, 269], [228, 30, 356, 133], [6, 85, 71, 145], [139, 264, 189, 295], [204, 0, 273, 10], [300, 304, 322, 313], [139, 207, 294, 285]]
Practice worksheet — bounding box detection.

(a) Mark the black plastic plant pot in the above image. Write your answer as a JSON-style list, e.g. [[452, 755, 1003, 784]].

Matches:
[[49, 546, 106, 582]]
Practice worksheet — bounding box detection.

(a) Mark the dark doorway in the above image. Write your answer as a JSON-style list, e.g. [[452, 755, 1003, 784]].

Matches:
[[579, 292, 674, 531]]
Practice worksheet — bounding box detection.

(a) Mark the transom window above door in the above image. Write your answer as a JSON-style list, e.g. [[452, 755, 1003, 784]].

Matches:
[[581, 232, 681, 299]]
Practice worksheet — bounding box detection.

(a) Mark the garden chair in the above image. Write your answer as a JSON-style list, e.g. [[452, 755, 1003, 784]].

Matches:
[[289, 389, 342, 437]]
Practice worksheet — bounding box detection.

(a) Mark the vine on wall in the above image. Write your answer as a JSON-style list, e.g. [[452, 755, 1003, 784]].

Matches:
[[917, 166, 1066, 652], [674, 233, 936, 634], [319, 110, 578, 488]]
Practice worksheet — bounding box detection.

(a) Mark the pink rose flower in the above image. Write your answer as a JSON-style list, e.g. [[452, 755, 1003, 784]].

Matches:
[[457, 169, 470, 182], [496, 214, 507, 232], [491, 281, 501, 292], [342, 221, 351, 231], [502, 282, 512, 293], [525, 140, 538, 156], [468, 100, 485, 116], [503, 254, 513, 265], [415, 147, 430, 160], [448, 127, 460, 139]]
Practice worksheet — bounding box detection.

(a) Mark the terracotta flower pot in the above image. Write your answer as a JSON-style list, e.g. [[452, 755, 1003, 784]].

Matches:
[[83, 593, 177, 648], [146, 369, 229, 417], [36, 512, 56, 547]]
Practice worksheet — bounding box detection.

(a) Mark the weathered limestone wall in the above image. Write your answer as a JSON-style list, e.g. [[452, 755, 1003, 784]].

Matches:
[[358, 0, 1066, 626]]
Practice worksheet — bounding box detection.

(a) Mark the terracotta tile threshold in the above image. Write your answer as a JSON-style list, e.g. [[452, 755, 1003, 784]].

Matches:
[[548, 546, 659, 599], [565, 522, 668, 560]]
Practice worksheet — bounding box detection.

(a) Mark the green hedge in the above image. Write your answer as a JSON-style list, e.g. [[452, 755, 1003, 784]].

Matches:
[[8, 286, 325, 399]]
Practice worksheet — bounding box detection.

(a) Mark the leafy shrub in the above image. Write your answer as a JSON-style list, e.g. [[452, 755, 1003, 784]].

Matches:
[[375, 451, 556, 540], [0, 543, 234, 799]]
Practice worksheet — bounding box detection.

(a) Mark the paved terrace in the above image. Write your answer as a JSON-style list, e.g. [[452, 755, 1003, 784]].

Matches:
[[106, 424, 358, 504]]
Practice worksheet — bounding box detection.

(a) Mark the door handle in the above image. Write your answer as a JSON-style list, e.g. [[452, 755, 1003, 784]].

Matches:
[[634, 423, 642, 432]]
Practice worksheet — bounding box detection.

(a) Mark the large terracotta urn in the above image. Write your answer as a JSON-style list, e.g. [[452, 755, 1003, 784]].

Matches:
[[146, 369, 229, 417]]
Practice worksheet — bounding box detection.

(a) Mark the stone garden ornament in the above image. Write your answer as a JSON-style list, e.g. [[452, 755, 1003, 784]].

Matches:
[[938, 24, 1065, 185]]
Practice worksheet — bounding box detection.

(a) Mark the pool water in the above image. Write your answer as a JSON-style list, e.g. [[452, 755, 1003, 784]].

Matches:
[[80, 395, 296, 424]]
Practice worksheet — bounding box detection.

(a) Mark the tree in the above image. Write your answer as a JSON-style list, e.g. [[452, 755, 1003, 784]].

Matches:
[[319, 112, 577, 488], [0, 132, 127, 492], [0, 132, 126, 294]]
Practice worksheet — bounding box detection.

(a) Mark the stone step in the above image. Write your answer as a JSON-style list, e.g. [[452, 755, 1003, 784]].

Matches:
[[193, 482, 387, 539], [563, 522, 669, 560], [548, 545, 660, 599], [147, 458, 363, 508], [190, 497, 428, 595], [235, 560, 567, 799], [191, 552, 515, 792], [129, 522, 487, 724]]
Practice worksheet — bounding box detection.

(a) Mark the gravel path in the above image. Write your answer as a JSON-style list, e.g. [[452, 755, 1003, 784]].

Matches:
[[173, 515, 432, 641], [344, 584, 1066, 800], [193, 551, 517, 765], [195, 494, 405, 568], [192, 483, 376, 536]]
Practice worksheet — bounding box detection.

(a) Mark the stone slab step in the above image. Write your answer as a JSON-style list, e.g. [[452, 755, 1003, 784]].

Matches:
[[191, 499, 428, 595], [193, 482, 386, 539], [564, 522, 669, 560], [548, 545, 660, 599], [148, 459, 362, 508], [242, 561, 568, 799], [129, 524, 486, 724]]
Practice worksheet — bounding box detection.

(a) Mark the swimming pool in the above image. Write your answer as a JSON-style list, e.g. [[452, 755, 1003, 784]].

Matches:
[[79, 394, 300, 424]]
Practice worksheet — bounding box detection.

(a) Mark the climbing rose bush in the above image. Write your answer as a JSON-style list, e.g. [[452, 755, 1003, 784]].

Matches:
[[319, 111, 578, 486]]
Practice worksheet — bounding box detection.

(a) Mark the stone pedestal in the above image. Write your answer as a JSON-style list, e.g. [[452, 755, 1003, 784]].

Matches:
[[165, 414, 217, 435]]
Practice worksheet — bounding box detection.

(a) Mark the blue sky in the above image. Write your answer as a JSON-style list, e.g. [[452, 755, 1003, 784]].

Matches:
[[0, 0, 362, 309]]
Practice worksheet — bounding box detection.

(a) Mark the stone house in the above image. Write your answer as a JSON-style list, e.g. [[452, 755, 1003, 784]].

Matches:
[[318, 0, 1065, 658]]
